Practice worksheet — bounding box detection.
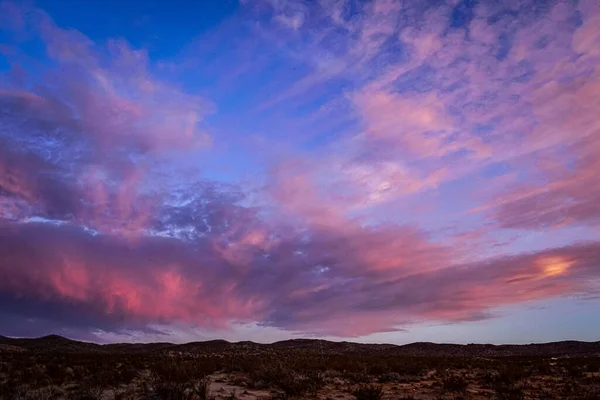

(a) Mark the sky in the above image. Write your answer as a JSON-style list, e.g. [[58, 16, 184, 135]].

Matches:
[[0, 0, 599, 345]]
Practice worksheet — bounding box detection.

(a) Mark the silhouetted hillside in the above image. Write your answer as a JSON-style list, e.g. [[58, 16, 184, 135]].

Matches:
[[1, 334, 599, 357], [0, 334, 102, 353]]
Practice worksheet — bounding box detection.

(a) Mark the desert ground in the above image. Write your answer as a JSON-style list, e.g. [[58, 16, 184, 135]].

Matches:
[[1, 336, 599, 400]]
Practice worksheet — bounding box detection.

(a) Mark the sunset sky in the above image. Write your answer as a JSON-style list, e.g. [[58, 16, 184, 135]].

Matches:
[[0, 0, 599, 344]]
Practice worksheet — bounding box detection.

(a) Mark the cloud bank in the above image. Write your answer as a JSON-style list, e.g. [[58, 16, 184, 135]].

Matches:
[[0, 0, 599, 342]]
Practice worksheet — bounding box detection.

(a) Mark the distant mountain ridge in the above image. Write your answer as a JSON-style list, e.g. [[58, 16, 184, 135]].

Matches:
[[1, 335, 599, 357]]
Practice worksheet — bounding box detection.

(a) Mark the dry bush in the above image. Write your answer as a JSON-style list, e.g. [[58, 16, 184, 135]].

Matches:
[[152, 381, 189, 400], [113, 386, 137, 400], [248, 363, 323, 397], [583, 358, 600, 373], [146, 374, 210, 400], [495, 386, 525, 400], [70, 385, 104, 400], [343, 371, 372, 384], [352, 384, 384, 400], [441, 373, 468, 393], [576, 387, 600, 400]]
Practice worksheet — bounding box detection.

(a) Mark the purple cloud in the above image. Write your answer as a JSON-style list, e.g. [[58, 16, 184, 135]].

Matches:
[[1, 0, 600, 342]]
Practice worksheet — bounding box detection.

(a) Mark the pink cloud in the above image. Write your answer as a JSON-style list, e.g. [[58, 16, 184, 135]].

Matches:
[[352, 89, 493, 163], [3, 5, 213, 155], [2, 0, 600, 342], [474, 39, 600, 230], [0, 220, 265, 330], [0, 4, 216, 237], [1, 195, 600, 338]]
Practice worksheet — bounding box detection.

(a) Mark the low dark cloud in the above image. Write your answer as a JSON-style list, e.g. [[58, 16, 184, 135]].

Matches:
[[1, 213, 599, 338]]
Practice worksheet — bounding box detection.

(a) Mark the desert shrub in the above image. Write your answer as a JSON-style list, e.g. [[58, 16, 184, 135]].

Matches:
[[534, 389, 555, 400], [0, 384, 27, 400], [281, 373, 323, 398], [576, 387, 600, 400], [249, 364, 323, 397], [224, 356, 265, 374], [376, 372, 418, 383], [70, 385, 104, 400], [498, 364, 532, 384], [85, 365, 139, 388], [376, 372, 400, 383], [352, 384, 384, 400], [149, 359, 209, 383], [388, 359, 428, 377], [194, 377, 211, 400], [153, 381, 189, 400], [248, 364, 280, 388], [142, 359, 210, 400], [489, 373, 525, 400], [229, 375, 249, 387], [366, 363, 389, 376], [442, 374, 468, 393], [482, 365, 529, 390], [535, 362, 553, 375], [1, 385, 64, 400], [494, 385, 525, 400], [113, 386, 137, 400], [583, 358, 600, 373], [564, 363, 584, 379], [343, 371, 371, 384], [145, 376, 209, 400], [43, 362, 70, 385], [115, 364, 140, 384]]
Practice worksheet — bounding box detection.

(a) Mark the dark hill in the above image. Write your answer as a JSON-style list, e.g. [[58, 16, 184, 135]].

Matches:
[[0, 334, 102, 353], [1, 334, 598, 357]]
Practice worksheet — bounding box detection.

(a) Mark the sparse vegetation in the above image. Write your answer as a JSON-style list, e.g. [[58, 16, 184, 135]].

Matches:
[[0, 337, 599, 399]]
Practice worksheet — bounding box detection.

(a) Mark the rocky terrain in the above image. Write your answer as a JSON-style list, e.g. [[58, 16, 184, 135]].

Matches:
[[1, 335, 599, 399]]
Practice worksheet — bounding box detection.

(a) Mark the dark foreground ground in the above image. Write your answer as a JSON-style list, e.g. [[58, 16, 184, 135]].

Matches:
[[1, 336, 599, 399]]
